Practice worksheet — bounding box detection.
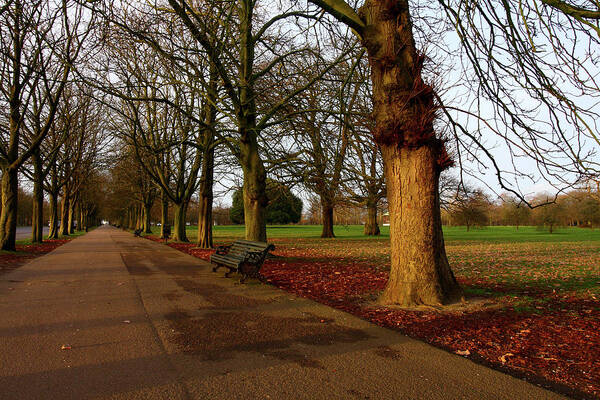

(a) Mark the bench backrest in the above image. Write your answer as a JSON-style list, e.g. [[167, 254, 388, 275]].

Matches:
[[227, 240, 273, 260]]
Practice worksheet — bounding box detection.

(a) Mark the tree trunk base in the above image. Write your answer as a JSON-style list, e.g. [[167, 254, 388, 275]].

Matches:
[[379, 278, 463, 307]]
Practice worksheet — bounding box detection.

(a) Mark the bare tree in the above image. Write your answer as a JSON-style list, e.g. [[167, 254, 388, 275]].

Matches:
[[306, 0, 600, 306], [0, 0, 91, 249]]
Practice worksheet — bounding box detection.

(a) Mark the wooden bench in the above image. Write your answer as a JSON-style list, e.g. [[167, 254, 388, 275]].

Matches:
[[133, 228, 143, 237], [210, 240, 275, 283]]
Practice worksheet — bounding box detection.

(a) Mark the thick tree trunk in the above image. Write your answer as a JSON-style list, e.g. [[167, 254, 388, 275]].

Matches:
[[197, 146, 214, 248], [59, 193, 70, 236], [0, 168, 18, 250], [364, 203, 380, 236], [31, 153, 44, 242], [128, 207, 135, 230], [378, 145, 462, 306], [240, 140, 267, 242], [32, 180, 43, 242], [160, 190, 169, 238], [321, 199, 335, 238], [143, 203, 152, 234], [68, 199, 76, 234], [355, 0, 462, 306], [136, 205, 143, 230], [78, 203, 84, 231], [173, 202, 188, 242], [48, 192, 59, 239]]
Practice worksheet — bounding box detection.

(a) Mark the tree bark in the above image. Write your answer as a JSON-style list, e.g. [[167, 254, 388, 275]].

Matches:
[[364, 202, 380, 235], [48, 192, 59, 239], [31, 152, 44, 242], [321, 199, 335, 238], [59, 192, 70, 236], [173, 202, 188, 242], [78, 202, 84, 231], [0, 168, 18, 250], [128, 207, 135, 230], [197, 145, 214, 248], [240, 139, 267, 242], [160, 190, 169, 238], [378, 145, 462, 306], [68, 198, 76, 234], [353, 0, 463, 306], [136, 204, 143, 230], [143, 202, 152, 234]]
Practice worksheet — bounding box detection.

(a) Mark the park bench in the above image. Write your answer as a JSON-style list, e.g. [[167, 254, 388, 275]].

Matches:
[[133, 228, 143, 237], [210, 240, 275, 283]]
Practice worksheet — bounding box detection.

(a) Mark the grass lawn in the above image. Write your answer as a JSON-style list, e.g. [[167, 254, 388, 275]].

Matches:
[[144, 224, 600, 399], [152, 223, 600, 243]]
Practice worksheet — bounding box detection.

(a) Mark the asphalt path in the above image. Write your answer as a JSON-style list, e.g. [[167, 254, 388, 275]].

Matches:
[[0, 226, 568, 399]]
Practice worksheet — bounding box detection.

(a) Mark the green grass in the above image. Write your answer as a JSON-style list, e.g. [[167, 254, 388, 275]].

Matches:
[[150, 224, 600, 244]]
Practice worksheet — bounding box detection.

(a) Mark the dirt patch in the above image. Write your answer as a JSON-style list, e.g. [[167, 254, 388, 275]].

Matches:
[[373, 345, 402, 360], [174, 279, 273, 310], [164, 309, 371, 362]]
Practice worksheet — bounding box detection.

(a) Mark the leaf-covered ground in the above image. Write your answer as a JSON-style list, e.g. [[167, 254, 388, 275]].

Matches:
[[146, 232, 600, 399], [0, 239, 71, 275]]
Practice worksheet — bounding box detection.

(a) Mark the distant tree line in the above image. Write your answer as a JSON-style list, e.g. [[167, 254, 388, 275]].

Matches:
[[441, 185, 600, 233]]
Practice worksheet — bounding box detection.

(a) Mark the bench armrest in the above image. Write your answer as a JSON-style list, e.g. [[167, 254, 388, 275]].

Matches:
[[216, 245, 232, 255], [243, 250, 266, 264]]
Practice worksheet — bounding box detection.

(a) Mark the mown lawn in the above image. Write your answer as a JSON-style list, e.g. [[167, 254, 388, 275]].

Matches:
[[153, 223, 600, 243], [145, 224, 600, 399]]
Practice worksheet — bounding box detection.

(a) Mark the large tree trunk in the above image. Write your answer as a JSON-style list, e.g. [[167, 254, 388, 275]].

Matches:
[[173, 202, 188, 242], [48, 192, 59, 239], [59, 192, 70, 236], [143, 202, 152, 234], [0, 168, 18, 250], [127, 207, 135, 230], [378, 145, 462, 306], [364, 202, 380, 236], [320, 199, 335, 238], [160, 190, 169, 238], [136, 205, 143, 230], [240, 139, 267, 242], [78, 202, 84, 231], [197, 146, 214, 248], [31, 152, 44, 242], [358, 0, 462, 306], [68, 198, 76, 234]]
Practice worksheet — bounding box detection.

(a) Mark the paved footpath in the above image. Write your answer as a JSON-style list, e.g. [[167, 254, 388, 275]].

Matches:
[[0, 226, 566, 400]]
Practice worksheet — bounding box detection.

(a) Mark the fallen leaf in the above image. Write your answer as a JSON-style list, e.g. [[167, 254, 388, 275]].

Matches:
[[123, 320, 131, 323], [499, 353, 514, 363], [455, 349, 470, 356], [61, 344, 71, 350]]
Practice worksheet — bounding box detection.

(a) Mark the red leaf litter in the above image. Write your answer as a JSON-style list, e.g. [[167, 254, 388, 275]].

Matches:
[[0, 239, 70, 275], [151, 238, 600, 399]]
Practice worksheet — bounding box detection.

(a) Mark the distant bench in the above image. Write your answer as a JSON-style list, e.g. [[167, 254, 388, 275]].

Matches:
[[210, 240, 275, 283]]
